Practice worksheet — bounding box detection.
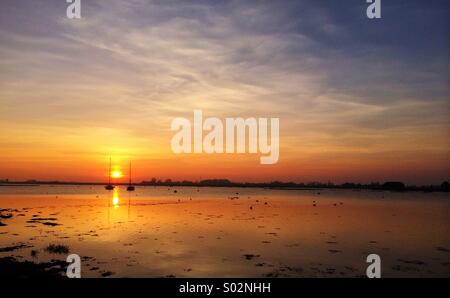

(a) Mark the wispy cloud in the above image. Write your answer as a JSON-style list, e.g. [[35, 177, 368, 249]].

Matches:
[[0, 0, 448, 183]]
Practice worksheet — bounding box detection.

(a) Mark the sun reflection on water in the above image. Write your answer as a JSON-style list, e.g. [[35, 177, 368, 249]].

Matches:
[[112, 188, 119, 208]]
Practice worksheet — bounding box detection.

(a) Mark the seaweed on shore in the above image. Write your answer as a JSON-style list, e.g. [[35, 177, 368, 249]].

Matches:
[[0, 243, 32, 252], [44, 244, 70, 254], [0, 257, 66, 278], [0, 210, 14, 226]]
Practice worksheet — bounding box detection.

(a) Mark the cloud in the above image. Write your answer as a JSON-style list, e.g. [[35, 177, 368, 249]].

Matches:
[[0, 0, 448, 183]]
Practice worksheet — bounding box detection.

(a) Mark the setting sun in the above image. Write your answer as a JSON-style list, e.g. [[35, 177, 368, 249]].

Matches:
[[111, 171, 122, 178]]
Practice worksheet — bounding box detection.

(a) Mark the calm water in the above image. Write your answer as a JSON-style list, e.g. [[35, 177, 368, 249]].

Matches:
[[0, 185, 449, 277]]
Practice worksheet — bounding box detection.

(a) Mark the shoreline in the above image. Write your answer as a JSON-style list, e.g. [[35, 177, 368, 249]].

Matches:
[[1, 183, 449, 193]]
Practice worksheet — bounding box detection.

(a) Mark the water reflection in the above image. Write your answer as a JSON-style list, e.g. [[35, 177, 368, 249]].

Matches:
[[1, 186, 448, 277], [112, 188, 119, 208]]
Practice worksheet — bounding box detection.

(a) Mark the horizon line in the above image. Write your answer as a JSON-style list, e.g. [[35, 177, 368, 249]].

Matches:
[[1, 178, 449, 189]]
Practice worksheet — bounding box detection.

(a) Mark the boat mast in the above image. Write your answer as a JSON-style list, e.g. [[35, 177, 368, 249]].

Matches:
[[108, 157, 112, 185], [129, 161, 132, 185]]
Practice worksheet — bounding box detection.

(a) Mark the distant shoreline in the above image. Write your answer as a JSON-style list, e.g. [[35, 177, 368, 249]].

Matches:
[[0, 184, 40, 187], [0, 180, 449, 193]]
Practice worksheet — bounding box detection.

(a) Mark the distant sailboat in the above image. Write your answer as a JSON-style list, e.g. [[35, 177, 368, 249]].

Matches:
[[127, 161, 135, 191], [105, 157, 114, 190]]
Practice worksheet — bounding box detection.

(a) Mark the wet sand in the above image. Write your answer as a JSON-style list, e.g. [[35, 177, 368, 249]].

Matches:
[[0, 186, 449, 277]]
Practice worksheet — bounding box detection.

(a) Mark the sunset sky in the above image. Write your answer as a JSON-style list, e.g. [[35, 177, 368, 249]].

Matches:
[[0, 0, 448, 184]]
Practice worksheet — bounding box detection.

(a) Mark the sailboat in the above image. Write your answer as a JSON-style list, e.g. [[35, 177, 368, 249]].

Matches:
[[127, 161, 135, 191], [105, 157, 114, 190]]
